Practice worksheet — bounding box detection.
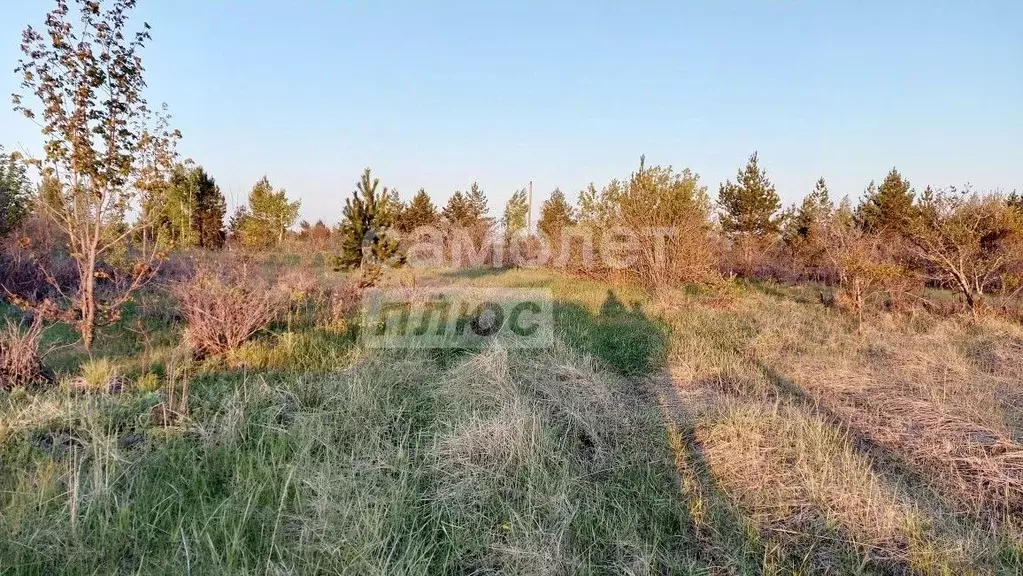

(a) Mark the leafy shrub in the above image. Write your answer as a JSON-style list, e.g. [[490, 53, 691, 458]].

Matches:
[[174, 267, 284, 357], [0, 317, 47, 390]]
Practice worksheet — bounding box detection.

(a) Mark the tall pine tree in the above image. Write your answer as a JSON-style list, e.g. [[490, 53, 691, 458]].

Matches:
[[855, 167, 916, 234], [786, 177, 833, 243], [717, 152, 782, 238], [441, 191, 474, 227], [0, 145, 32, 236], [397, 188, 438, 232], [335, 168, 403, 269], [192, 167, 226, 248]]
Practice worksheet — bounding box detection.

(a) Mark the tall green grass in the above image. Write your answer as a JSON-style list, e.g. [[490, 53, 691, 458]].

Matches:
[[0, 340, 704, 574]]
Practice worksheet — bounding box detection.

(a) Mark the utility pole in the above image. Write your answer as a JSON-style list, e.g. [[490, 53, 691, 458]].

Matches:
[[527, 180, 533, 234]]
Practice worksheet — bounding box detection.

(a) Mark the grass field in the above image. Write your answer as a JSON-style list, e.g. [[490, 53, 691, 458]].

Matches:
[[2, 264, 1022, 574]]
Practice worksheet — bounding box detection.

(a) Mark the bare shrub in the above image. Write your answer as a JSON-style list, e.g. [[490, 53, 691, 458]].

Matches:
[[0, 317, 47, 390], [822, 221, 916, 330], [316, 282, 361, 334], [175, 267, 284, 357], [905, 189, 1023, 314]]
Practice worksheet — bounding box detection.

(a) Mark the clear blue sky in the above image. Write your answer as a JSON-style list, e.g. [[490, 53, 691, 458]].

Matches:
[[1, 1, 1020, 224]]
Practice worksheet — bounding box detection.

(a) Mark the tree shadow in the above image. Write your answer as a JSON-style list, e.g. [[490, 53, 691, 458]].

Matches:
[[555, 290, 669, 377], [752, 357, 1020, 569], [436, 267, 510, 281]]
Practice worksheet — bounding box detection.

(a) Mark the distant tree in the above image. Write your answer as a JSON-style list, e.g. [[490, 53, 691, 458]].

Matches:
[[398, 188, 438, 232], [502, 188, 529, 237], [9, 0, 180, 350], [150, 164, 225, 249], [193, 168, 226, 248], [335, 168, 403, 271], [822, 218, 910, 333], [441, 191, 474, 227], [619, 158, 715, 287], [298, 219, 332, 244], [0, 145, 32, 236], [833, 195, 856, 230], [1008, 190, 1023, 215], [789, 178, 833, 240], [311, 220, 331, 242], [855, 168, 916, 234], [577, 180, 624, 228], [537, 188, 576, 241], [783, 177, 834, 273], [238, 177, 300, 248], [904, 187, 1022, 313], [227, 205, 250, 242], [718, 152, 782, 238], [467, 182, 492, 225]]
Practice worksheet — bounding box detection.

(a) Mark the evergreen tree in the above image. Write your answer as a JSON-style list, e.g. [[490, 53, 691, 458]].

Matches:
[[855, 168, 916, 234], [1007, 190, 1023, 215], [398, 188, 438, 232], [467, 182, 491, 223], [502, 188, 529, 237], [310, 219, 331, 242], [335, 168, 403, 270], [538, 188, 576, 240], [0, 145, 32, 236], [717, 152, 782, 237], [151, 165, 226, 249], [239, 176, 300, 248], [785, 177, 834, 243], [193, 168, 226, 248], [441, 191, 474, 227], [833, 195, 856, 230], [228, 205, 250, 241]]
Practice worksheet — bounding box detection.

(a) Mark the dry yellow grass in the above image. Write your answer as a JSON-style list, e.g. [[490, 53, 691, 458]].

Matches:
[[655, 282, 1023, 573]]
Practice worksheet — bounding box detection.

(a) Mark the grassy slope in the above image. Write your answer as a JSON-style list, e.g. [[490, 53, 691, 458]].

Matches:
[[2, 266, 1022, 574]]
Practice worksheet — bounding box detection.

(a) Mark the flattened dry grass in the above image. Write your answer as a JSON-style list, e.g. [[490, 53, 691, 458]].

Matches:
[[658, 281, 1023, 574]]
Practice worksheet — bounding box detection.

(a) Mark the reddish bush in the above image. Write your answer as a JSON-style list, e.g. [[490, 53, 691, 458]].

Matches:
[[0, 317, 48, 390], [174, 267, 284, 357]]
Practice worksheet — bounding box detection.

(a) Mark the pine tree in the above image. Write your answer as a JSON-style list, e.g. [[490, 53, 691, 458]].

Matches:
[[1007, 190, 1023, 215], [228, 206, 250, 242], [467, 182, 490, 223], [0, 145, 32, 236], [441, 191, 474, 227], [193, 168, 226, 249], [335, 168, 403, 270], [502, 189, 529, 237], [855, 168, 916, 234], [834, 195, 855, 230], [717, 152, 782, 237], [311, 219, 331, 242], [538, 188, 576, 240], [0, 146, 31, 235], [786, 177, 834, 243], [398, 188, 438, 232]]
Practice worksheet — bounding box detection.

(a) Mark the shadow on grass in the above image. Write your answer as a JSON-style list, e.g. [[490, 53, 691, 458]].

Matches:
[[555, 290, 669, 377], [436, 267, 512, 281], [754, 358, 1023, 572]]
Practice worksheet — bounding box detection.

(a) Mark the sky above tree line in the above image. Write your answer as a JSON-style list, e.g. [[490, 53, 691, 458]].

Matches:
[[1, 0, 1020, 225]]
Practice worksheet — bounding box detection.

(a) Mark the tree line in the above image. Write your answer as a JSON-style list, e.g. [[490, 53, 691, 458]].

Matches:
[[1, 0, 1021, 350]]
